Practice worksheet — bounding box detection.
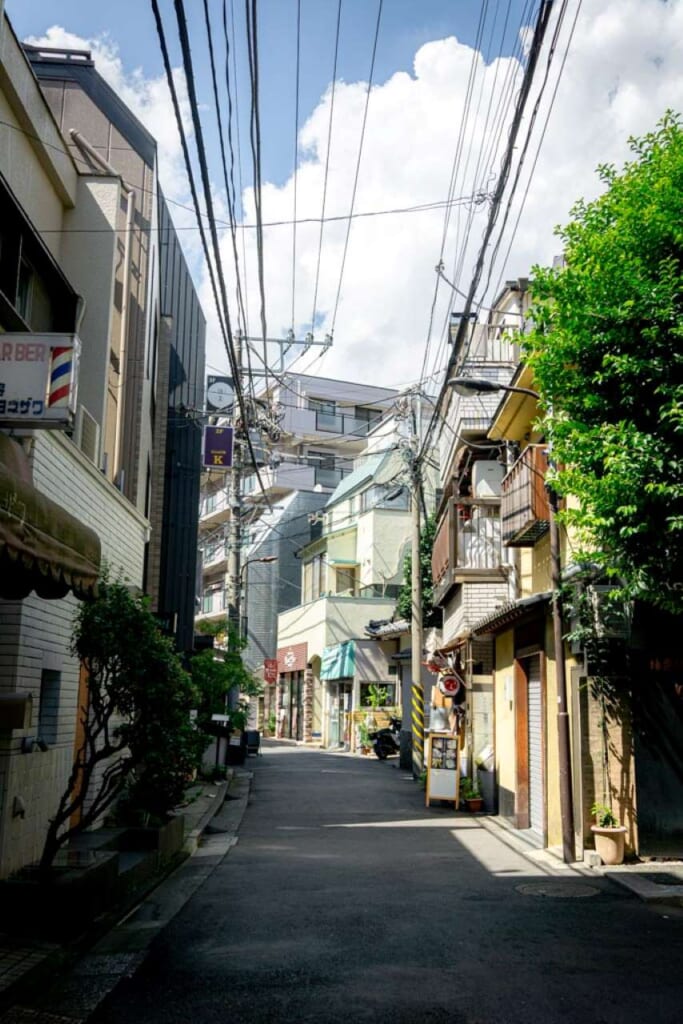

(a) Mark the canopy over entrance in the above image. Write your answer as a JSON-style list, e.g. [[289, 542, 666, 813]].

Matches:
[[0, 433, 100, 600]]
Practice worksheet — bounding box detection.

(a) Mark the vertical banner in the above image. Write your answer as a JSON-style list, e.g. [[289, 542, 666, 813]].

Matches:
[[203, 425, 234, 469]]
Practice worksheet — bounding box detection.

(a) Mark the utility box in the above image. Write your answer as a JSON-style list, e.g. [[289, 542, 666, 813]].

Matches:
[[471, 460, 505, 497]]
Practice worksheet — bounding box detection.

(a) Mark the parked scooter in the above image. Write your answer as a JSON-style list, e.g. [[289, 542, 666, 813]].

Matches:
[[369, 715, 402, 759]]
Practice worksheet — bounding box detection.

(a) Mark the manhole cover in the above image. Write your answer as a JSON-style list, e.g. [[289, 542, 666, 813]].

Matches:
[[516, 881, 600, 899]]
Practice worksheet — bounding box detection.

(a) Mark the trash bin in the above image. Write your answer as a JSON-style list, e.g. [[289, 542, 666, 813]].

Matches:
[[245, 729, 261, 756]]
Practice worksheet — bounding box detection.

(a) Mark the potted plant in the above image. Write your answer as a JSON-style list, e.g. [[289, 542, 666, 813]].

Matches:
[[357, 720, 372, 754], [591, 803, 627, 865], [461, 777, 483, 812]]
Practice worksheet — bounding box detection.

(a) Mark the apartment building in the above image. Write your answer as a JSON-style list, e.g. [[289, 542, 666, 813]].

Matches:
[[26, 41, 206, 653], [196, 374, 399, 714], [0, 17, 204, 877], [430, 280, 530, 790]]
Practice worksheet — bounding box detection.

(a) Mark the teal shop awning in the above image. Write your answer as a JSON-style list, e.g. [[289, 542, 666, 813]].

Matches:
[[321, 640, 356, 680]]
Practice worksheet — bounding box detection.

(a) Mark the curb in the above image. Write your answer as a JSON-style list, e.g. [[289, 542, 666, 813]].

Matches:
[[602, 868, 683, 907], [0, 771, 251, 1024]]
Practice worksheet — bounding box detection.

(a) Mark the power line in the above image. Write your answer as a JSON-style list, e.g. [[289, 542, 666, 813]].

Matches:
[[244, 0, 269, 393], [418, 0, 556, 469], [291, 0, 302, 333], [330, 0, 383, 335], [310, 0, 343, 334]]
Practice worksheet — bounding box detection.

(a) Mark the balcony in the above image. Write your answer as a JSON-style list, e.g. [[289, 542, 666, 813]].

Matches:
[[202, 542, 228, 572], [432, 497, 505, 604], [281, 405, 382, 444], [199, 490, 230, 526], [500, 444, 550, 546], [196, 589, 227, 619], [313, 411, 380, 436]]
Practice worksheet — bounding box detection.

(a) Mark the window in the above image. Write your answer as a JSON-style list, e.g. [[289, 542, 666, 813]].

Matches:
[[360, 682, 396, 707], [38, 670, 61, 745], [333, 565, 359, 596], [303, 552, 327, 602]]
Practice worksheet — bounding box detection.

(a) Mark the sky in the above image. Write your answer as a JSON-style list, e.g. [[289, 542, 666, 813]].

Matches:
[[7, 0, 683, 392]]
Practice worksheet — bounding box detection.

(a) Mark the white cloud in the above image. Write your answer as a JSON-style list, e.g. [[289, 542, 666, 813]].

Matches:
[[24, 4, 683, 391], [201, 0, 683, 390], [24, 26, 193, 205]]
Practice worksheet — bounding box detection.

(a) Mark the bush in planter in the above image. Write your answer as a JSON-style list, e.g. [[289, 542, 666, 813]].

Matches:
[[39, 576, 202, 875], [591, 802, 627, 865], [461, 777, 483, 811]]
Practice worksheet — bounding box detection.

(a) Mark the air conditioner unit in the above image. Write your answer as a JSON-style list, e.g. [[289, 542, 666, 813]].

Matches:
[[471, 460, 505, 498], [75, 405, 100, 463]]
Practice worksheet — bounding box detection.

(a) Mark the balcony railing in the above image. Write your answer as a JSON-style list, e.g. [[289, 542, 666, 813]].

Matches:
[[198, 590, 227, 616], [314, 411, 381, 436], [315, 465, 346, 488], [432, 497, 504, 602], [500, 444, 550, 546], [200, 490, 229, 520]]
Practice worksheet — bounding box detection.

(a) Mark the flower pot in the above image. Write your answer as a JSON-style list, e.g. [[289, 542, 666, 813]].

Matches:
[[465, 797, 483, 812], [591, 824, 627, 865]]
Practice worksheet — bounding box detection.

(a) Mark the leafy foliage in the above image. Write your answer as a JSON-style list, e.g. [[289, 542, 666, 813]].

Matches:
[[592, 802, 619, 828], [396, 512, 441, 627], [524, 114, 683, 613], [41, 578, 200, 871], [190, 620, 262, 737]]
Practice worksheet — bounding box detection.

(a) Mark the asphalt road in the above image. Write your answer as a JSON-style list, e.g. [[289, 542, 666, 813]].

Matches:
[[88, 743, 683, 1024]]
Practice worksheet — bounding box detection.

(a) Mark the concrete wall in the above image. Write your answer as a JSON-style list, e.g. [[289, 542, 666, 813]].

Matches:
[[0, 432, 148, 877], [356, 508, 410, 588], [61, 175, 119, 461], [443, 581, 510, 641]]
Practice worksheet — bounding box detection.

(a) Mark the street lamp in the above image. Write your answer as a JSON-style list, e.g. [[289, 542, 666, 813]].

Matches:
[[448, 376, 575, 863]]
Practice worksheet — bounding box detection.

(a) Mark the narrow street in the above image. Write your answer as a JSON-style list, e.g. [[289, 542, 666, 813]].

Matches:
[[83, 744, 682, 1024]]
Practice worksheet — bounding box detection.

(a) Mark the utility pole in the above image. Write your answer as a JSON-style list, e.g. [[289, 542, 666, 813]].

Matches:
[[226, 330, 244, 664], [410, 391, 425, 777]]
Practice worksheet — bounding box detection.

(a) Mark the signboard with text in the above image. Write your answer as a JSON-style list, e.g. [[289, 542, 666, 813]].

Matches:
[[276, 643, 308, 675], [264, 659, 278, 685], [0, 334, 79, 428], [202, 425, 234, 469]]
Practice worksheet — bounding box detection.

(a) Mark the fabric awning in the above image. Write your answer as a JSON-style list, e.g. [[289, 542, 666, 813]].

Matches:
[[0, 433, 100, 601], [321, 640, 356, 680]]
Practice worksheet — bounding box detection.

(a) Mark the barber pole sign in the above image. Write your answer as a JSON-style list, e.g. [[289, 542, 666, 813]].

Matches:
[[0, 334, 79, 428]]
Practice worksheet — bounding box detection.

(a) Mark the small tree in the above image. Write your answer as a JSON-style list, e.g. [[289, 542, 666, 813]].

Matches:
[[396, 512, 441, 628], [524, 114, 683, 613], [191, 619, 263, 739], [40, 578, 200, 873]]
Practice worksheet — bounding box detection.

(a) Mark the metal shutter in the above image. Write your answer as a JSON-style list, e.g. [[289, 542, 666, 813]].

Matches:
[[527, 655, 544, 837]]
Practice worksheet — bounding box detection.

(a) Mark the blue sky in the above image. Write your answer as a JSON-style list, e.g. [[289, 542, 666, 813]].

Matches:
[[9, 0, 531, 188], [6, 1, 683, 388]]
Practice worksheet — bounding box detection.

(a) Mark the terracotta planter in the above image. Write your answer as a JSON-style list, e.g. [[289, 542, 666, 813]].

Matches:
[[591, 824, 627, 865], [465, 797, 483, 812]]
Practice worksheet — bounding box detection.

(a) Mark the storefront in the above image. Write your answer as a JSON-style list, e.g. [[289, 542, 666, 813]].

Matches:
[[321, 640, 356, 748], [276, 642, 308, 740]]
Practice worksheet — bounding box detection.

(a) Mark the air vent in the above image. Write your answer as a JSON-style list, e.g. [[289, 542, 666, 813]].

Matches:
[[75, 405, 100, 463]]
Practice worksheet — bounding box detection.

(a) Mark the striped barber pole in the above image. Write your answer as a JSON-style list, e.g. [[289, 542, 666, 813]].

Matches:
[[48, 346, 74, 407]]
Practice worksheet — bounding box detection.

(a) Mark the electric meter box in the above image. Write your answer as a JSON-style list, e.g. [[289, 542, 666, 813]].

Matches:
[[471, 460, 505, 497]]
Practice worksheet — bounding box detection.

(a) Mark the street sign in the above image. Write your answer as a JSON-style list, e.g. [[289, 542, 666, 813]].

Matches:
[[203, 425, 234, 469], [0, 334, 79, 428]]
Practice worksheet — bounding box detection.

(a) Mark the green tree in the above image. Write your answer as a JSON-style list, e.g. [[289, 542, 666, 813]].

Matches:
[[524, 114, 683, 612], [396, 512, 441, 627], [41, 578, 200, 872], [191, 619, 262, 737]]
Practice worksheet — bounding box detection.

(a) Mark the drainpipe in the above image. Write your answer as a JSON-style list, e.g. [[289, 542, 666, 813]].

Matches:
[[69, 130, 136, 484]]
